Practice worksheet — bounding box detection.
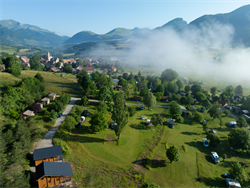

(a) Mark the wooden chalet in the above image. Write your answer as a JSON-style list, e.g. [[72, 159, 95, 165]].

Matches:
[[33, 145, 63, 166], [36, 162, 73, 188]]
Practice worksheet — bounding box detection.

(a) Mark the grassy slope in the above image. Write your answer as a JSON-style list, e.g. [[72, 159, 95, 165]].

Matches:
[[0, 70, 82, 97], [65, 102, 250, 187]]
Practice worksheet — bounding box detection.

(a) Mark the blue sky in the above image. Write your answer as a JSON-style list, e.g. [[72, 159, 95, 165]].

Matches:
[[1, 0, 249, 37]]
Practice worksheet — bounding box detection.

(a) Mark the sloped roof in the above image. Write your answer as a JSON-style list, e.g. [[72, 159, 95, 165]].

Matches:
[[33, 145, 63, 161], [23, 110, 34, 116], [41, 97, 50, 102], [48, 92, 56, 97], [36, 162, 73, 181], [218, 100, 228, 106]]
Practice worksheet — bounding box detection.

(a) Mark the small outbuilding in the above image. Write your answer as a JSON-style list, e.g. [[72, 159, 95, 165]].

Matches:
[[22, 110, 35, 119], [48, 93, 56, 100], [41, 97, 50, 105]]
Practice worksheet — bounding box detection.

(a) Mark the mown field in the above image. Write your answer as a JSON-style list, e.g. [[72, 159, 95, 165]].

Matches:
[[63, 101, 250, 187], [0, 71, 82, 97]]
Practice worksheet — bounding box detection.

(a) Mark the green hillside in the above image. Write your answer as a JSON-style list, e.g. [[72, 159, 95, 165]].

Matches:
[[0, 71, 82, 97]]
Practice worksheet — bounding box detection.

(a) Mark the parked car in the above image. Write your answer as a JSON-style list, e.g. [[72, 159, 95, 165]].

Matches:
[[82, 109, 89, 116], [58, 113, 62, 117], [170, 124, 174, 129], [141, 116, 147, 120], [225, 178, 241, 188], [110, 122, 117, 129], [203, 138, 209, 147], [141, 105, 145, 110], [211, 152, 220, 163], [209, 129, 217, 135]]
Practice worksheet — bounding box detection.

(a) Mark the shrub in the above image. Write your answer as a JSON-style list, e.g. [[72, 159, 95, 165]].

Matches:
[[134, 174, 142, 179], [53, 138, 71, 156], [182, 145, 187, 152], [165, 142, 168, 150], [143, 181, 160, 188], [128, 106, 136, 116], [10, 110, 19, 120]]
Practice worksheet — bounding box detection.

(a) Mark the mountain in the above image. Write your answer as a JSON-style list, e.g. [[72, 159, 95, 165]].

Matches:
[[189, 4, 250, 45], [63, 18, 186, 45], [0, 19, 70, 47], [154, 18, 187, 31]]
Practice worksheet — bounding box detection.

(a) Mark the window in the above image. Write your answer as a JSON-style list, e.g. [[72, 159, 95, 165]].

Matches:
[[57, 178, 59, 181], [51, 157, 53, 159], [49, 180, 51, 183], [41, 178, 44, 180]]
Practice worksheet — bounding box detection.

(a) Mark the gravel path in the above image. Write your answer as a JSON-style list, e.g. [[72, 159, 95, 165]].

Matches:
[[34, 97, 81, 150]]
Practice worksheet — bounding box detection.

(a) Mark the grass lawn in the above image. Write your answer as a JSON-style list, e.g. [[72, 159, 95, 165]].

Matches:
[[0, 71, 81, 96], [63, 101, 250, 187]]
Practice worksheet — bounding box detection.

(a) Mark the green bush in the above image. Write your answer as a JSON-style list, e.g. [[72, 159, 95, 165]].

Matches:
[[182, 145, 187, 152], [53, 138, 71, 156], [143, 181, 160, 188], [165, 142, 168, 150], [134, 174, 142, 179], [128, 106, 136, 116]]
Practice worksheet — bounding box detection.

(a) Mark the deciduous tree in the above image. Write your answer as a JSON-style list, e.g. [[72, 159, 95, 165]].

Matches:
[[194, 112, 203, 123], [237, 117, 248, 128], [166, 146, 180, 163], [229, 161, 248, 185], [185, 85, 191, 94], [161, 69, 178, 83], [112, 93, 129, 140], [176, 79, 185, 92], [208, 101, 222, 120], [89, 112, 108, 132], [210, 87, 217, 96], [207, 133, 220, 146], [170, 101, 182, 116], [143, 92, 156, 110], [234, 85, 243, 96], [228, 128, 250, 150]]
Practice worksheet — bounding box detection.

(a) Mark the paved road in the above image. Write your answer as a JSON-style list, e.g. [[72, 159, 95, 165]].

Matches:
[[35, 97, 81, 150], [229, 113, 239, 121], [88, 99, 169, 108]]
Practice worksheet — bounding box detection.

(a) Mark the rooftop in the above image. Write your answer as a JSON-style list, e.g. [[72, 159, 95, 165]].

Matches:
[[36, 162, 73, 181], [33, 145, 63, 161]]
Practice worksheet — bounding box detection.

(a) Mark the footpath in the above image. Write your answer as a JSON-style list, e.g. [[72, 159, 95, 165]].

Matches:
[[30, 97, 80, 172]]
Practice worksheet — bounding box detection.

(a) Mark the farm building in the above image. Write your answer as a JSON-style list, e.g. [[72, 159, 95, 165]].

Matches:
[[36, 162, 73, 188], [33, 145, 63, 166]]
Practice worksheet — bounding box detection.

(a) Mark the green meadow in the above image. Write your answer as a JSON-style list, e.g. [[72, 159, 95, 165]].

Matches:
[[63, 102, 250, 187]]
